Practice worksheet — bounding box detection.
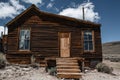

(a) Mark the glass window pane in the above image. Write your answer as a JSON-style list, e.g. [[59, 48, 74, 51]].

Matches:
[[19, 39, 25, 49], [84, 41, 89, 50], [20, 30, 24, 39], [25, 40, 30, 49], [84, 30, 93, 51], [19, 29, 30, 50], [84, 35, 88, 40], [89, 41, 93, 50], [24, 30, 30, 39], [88, 34, 92, 40]]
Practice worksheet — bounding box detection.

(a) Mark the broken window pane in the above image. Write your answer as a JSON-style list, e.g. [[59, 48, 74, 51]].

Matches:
[[19, 29, 30, 50]]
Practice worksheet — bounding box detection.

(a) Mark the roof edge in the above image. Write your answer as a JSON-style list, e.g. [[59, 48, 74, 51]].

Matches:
[[6, 4, 101, 27], [6, 4, 39, 26]]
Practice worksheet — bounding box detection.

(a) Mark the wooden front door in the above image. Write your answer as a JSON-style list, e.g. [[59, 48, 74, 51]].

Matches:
[[59, 33, 70, 57]]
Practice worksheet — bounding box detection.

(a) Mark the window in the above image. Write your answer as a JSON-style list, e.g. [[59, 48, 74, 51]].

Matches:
[[19, 29, 30, 50], [83, 30, 94, 51]]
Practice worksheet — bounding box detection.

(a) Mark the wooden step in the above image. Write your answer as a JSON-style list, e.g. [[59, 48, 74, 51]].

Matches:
[[56, 58, 81, 79], [57, 73, 82, 75], [57, 73, 82, 79], [56, 58, 77, 60], [57, 66, 79, 69], [57, 63, 78, 66], [56, 60, 77, 63], [57, 69, 80, 73], [57, 62, 78, 64]]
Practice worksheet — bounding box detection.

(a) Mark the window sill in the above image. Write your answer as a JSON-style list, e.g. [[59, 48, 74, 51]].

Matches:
[[19, 50, 31, 52], [15, 50, 32, 54], [84, 50, 95, 53]]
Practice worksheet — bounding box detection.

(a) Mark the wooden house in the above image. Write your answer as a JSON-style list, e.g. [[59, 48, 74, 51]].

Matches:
[[5, 5, 102, 78]]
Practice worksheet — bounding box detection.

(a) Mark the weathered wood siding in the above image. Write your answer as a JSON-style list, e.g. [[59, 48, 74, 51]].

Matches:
[[6, 13, 102, 67]]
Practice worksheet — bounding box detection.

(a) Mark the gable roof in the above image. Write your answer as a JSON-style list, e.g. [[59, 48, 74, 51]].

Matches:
[[6, 4, 101, 27]]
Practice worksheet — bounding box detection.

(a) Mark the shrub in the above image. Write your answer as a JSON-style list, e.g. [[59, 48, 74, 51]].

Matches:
[[96, 63, 113, 74], [0, 59, 6, 69], [48, 67, 56, 76]]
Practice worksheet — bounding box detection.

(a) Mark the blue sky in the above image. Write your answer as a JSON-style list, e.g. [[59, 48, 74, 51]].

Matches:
[[0, 0, 120, 43]]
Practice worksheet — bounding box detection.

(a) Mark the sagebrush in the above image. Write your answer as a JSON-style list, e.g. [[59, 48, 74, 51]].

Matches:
[[0, 58, 6, 69], [96, 63, 113, 74]]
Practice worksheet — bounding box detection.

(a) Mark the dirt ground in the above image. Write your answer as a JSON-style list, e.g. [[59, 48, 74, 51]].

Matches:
[[0, 60, 119, 80], [0, 52, 120, 80], [81, 60, 120, 80]]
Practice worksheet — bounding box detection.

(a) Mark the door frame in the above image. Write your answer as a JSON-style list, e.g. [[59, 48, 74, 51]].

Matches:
[[58, 32, 71, 57]]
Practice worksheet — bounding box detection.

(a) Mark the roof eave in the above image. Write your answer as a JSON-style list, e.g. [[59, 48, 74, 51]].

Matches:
[[6, 4, 39, 27], [5, 4, 101, 27]]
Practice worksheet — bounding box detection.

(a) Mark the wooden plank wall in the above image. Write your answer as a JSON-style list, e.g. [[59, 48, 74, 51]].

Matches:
[[7, 14, 102, 66]]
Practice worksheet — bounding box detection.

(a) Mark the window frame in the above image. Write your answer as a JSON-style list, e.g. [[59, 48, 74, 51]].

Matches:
[[82, 30, 95, 52], [19, 28, 31, 51]]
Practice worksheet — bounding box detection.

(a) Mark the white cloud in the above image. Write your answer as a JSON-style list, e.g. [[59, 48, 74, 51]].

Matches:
[[0, 26, 8, 37], [0, 0, 25, 19], [47, 3, 54, 9], [10, 0, 25, 10], [22, 0, 42, 5], [59, 2, 100, 22], [46, 2, 59, 12]]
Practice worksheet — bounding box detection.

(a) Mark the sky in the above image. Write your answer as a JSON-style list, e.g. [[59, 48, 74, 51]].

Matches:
[[0, 0, 120, 43]]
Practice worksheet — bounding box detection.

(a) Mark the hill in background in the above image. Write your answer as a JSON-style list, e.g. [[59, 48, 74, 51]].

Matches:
[[102, 41, 120, 62]]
